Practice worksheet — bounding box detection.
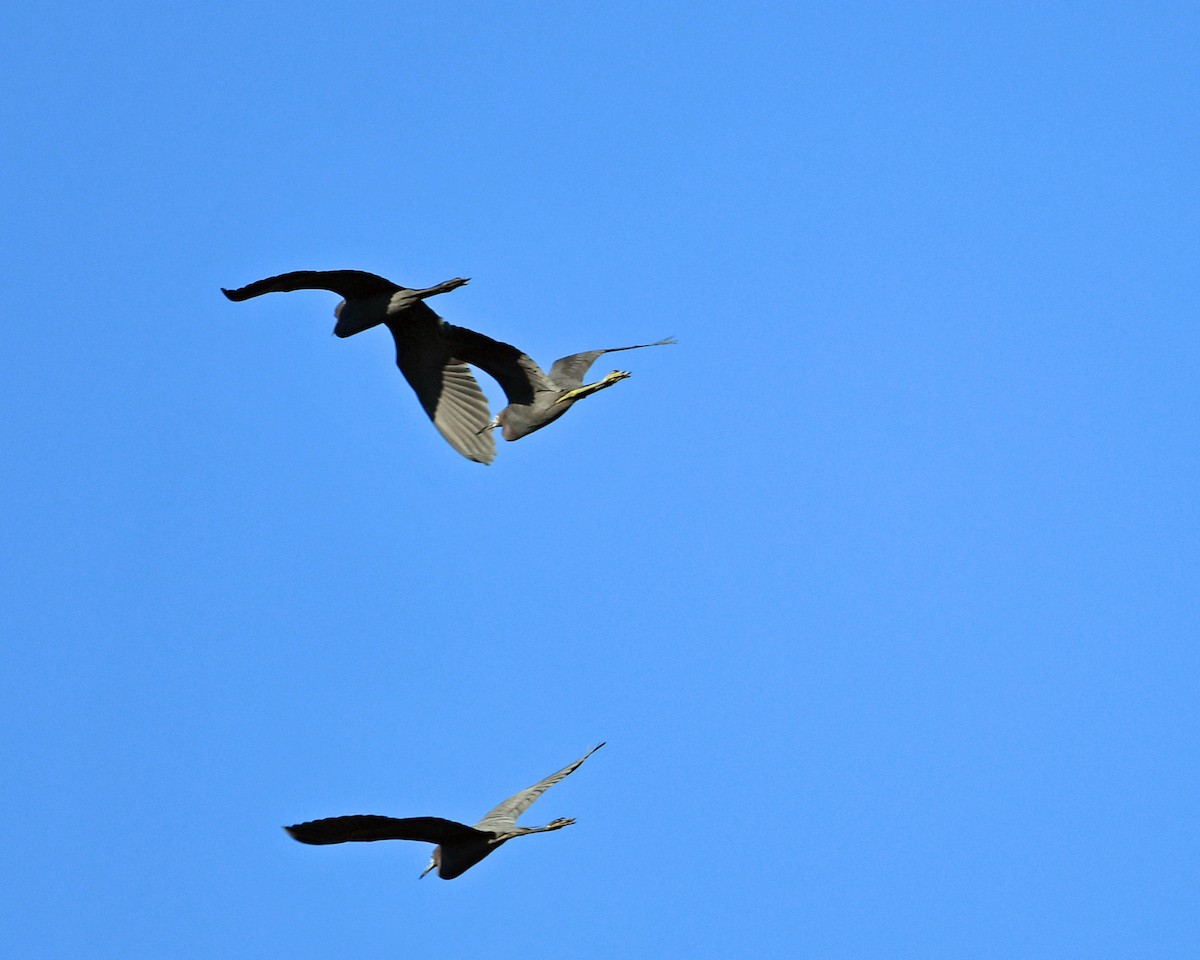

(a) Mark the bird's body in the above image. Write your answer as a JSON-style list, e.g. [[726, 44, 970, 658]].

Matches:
[[285, 743, 604, 880], [465, 337, 678, 441], [221, 269, 459, 339], [222, 269, 674, 462], [221, 270, 497, 463]]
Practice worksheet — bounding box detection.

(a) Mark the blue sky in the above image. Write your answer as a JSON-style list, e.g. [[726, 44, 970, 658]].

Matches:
[[2, 1, 1197, 957]]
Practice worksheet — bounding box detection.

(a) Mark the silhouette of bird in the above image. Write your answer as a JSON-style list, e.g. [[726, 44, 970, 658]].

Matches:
[[285, 744, 604, 880], [222, 269, 674, 462], [466, 336, 677, 442], [221, 270, 496, 463]]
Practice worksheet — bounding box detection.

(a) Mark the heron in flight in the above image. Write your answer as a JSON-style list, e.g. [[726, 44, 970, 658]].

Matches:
[[285, 743, 604, 880], [467, 336, 677, 442], [222, 270, 497, 463], [221, 269, 673, 463]]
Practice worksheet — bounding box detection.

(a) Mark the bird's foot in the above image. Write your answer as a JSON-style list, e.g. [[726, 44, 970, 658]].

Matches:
[[601, 370, 631, 386], [546, 818, 575, 830]]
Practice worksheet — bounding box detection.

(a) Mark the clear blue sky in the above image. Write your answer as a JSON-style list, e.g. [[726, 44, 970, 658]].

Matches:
[[3, 1, 1197, 957]]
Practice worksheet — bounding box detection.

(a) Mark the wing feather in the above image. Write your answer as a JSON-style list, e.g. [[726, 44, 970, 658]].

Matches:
[[391, 329, 496, 464], [222, 270, 399, 301], [548, 338, 676, 389], [473, 743, 605, 832], [444, 324, 557, 405], [284, 815, 486, 845]]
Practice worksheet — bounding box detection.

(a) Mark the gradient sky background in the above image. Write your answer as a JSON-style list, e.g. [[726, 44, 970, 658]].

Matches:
[[3, 2, 1197, 957]]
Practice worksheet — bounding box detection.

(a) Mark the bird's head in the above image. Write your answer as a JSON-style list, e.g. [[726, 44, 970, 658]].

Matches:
[[419, 847, 441, 879], [477, 410, 536, 442], [479, 406, 552, 442], [477, 414, 503, 436]]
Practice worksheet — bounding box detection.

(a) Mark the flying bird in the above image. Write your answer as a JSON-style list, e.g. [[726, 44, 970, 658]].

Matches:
[[221, 270, 496, 463], [222, 269, 674, 462], [285, 743, 604, 880], [464, 336, 677, 442]]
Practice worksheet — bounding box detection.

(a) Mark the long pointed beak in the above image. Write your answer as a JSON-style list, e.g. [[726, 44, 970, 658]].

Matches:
[[476, 417, 501, 436], [419, 862, 436, 879]]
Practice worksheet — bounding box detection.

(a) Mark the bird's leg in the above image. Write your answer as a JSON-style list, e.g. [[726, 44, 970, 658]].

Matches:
[[532, 818, 576, 833], [409, 277, 470, 300], [489, 818, 576, 844], [389, 278, 471, 314], [553, 370, 631, 405]]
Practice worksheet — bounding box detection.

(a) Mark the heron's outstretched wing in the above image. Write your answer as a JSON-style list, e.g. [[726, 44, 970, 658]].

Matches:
[[388, 319, 496, 464], [547, 337, 676, 389], [285, 815, 488, 846], [221, 270, 399, 302], [473, 743, 605, 832], [445, 324, 558, 406]]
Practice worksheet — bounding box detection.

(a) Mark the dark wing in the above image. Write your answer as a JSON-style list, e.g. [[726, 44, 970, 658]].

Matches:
[[387, 315, 496, 464], [444, 324, 557, 406], [221, 270, 399, 302], [473, 743, 605, 832], [284, 815, 487, 846], [548, 338, 677, 390]]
